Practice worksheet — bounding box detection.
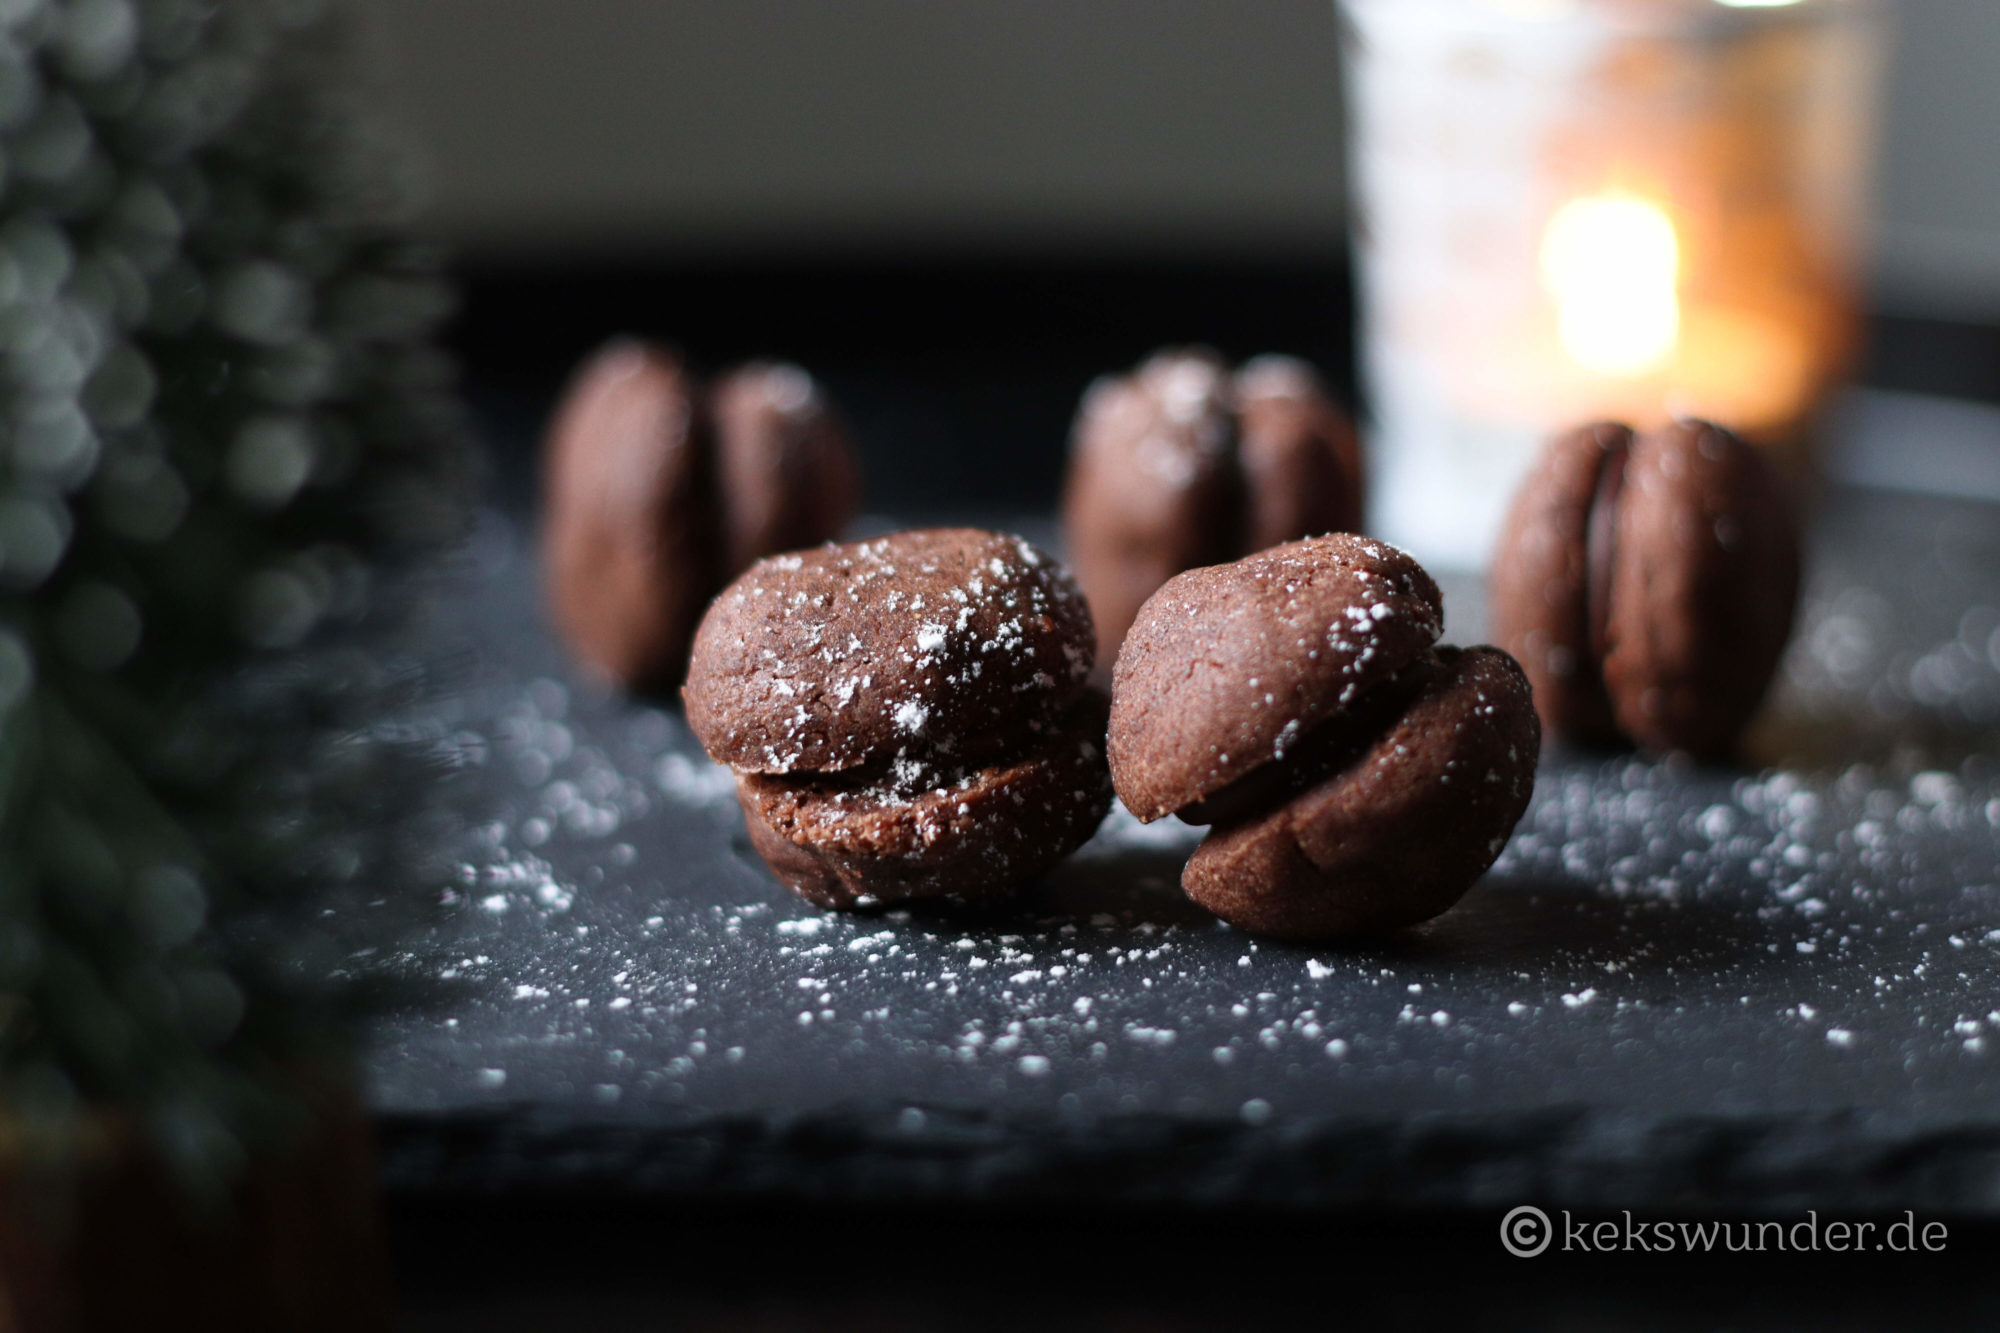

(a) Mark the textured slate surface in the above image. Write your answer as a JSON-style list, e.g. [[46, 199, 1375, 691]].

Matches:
[[365, 483, 2000, 1212]]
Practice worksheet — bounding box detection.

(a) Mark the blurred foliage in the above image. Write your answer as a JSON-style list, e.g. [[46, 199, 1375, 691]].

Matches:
[[0, 0, 471, 1181]]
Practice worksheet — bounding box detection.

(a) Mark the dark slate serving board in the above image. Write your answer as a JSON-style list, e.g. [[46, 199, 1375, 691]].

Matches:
[[365, 481, 2000, 1213]]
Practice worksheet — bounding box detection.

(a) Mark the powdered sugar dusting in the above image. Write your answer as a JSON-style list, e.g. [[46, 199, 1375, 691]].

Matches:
[[365, 498, 2000, 1171], [893, 698, 929, 734]]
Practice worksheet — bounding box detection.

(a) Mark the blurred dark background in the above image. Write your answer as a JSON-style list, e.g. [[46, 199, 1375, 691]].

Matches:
[[348, 0, 2000, 518]]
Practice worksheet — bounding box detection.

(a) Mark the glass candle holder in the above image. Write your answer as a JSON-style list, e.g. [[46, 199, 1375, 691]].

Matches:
[[1341, 0, 1882, 569]]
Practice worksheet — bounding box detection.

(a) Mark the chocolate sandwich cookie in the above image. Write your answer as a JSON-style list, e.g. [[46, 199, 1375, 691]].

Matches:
[[685, 528, 1112, 907], [1109, 533, 1539, 940], [1062, 349, 1362, 667], [1490, 418, 1799, 759], [542, 341, 859, 693]]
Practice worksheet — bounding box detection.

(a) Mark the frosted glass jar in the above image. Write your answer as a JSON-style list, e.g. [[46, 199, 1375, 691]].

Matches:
[[1340, 0, 1881, 568]]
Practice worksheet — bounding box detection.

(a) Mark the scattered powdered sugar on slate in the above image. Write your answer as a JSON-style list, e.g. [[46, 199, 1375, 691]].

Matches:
[[1763, 496, 2000, 758], [438, 845, 577, 921], [656, 751, 738, 808], [366, 500, 2000, 1153], [377, 721, 2000, 1127]]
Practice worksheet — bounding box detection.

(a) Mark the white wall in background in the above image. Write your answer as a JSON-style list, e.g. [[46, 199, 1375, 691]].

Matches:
[[1872, 0, 2000, 317], [348, 0, 1349, 255], [353, 0, 2000, 316]]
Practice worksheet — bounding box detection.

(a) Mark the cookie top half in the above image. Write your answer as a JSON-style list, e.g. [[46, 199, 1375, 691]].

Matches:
[[685, 528, 1095, 774], [1108, 532, 1443, 822], [1234, 354, 1364, 553], [1603, 418, 1800, 758], [1488, 420, 1631, 745], [711, 362, 859, 575], [541, 341, 717, 691]]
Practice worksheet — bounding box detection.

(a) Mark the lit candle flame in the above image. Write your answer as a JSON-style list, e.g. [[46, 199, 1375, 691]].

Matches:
[[1540, 195, 1680, 378]]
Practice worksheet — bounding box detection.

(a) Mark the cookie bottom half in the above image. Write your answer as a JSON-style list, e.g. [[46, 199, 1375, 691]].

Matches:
[[1182, 648, 1539, 941], [737, 691, 1113, 909]]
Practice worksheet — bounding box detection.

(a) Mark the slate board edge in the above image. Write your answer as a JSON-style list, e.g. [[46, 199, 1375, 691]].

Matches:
[[377, 1103, 2000, 1214]]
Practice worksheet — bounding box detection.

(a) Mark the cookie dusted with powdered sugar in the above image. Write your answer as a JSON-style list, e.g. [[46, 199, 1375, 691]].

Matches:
[[1061, 349, 1364, 667], [684, 528, 1110, 907], [1108, 533, 1538, 940], [542, 341, 859, 693]]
